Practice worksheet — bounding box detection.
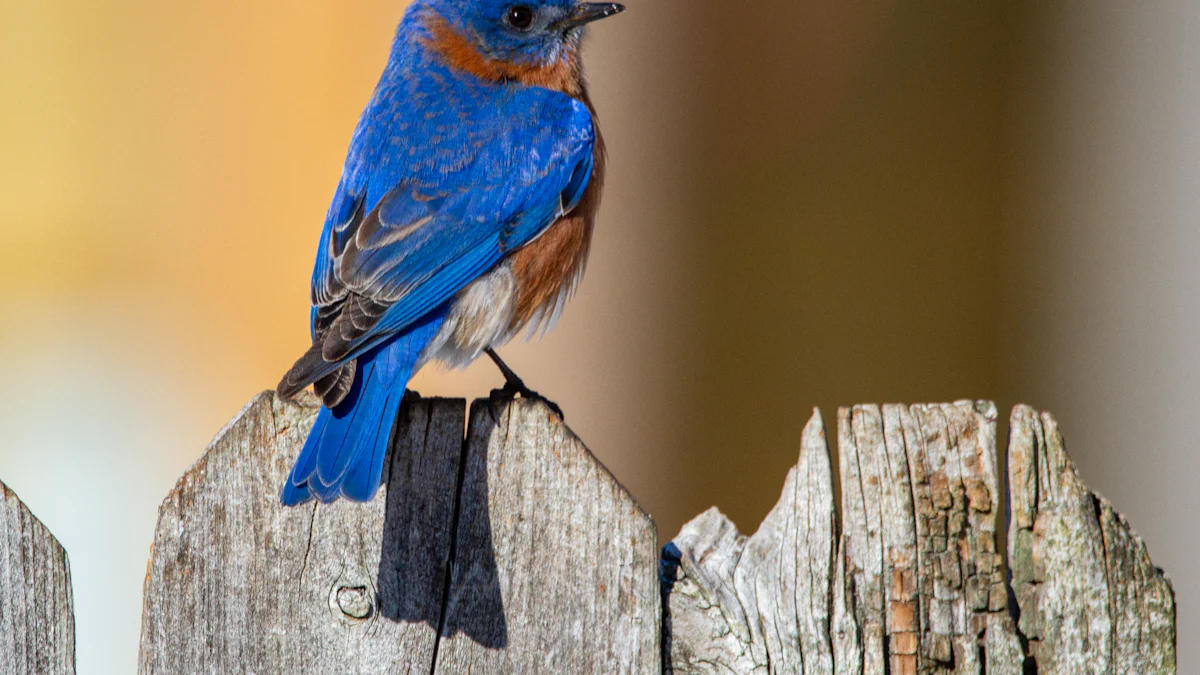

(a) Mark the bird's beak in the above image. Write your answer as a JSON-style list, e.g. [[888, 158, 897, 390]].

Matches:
[[556, 2, 626, 32]]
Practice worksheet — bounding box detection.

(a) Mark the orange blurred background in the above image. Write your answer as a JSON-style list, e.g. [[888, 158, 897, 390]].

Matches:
[[1, 1, 1195, 671]]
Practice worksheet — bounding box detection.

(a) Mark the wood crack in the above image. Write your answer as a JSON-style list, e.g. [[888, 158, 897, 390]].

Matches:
[[295, 504, 317, 603], [428, 400, 471, 675]]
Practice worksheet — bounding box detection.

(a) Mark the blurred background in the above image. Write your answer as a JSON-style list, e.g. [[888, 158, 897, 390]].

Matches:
[[1, 0, 1195, 671]]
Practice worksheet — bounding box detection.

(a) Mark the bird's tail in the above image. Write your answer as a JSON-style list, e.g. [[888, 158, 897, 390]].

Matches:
[[281, 319, 442, 506]]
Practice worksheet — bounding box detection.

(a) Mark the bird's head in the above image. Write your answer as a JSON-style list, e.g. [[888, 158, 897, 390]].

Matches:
[[420, 0, 625, 91]]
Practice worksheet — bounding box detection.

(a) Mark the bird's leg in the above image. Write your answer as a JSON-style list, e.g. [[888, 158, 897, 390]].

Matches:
[[485, 348, 529, 391], [485, 348, 564, 420]]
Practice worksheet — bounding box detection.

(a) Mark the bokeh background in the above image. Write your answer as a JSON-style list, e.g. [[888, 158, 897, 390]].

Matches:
[[1, 0, 1195, 671]]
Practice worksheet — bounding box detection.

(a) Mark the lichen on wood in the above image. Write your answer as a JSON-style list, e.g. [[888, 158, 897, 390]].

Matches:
[[1008, 406, 1175, 675]]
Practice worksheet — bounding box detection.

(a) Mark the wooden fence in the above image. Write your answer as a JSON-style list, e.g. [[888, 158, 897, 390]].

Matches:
[[1, 393, 1177, 673]]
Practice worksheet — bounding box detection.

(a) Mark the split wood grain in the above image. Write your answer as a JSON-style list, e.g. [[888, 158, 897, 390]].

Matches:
[[662, 409, 837, 674], [0, 479, 75, 675], [840, 402, 1017, 675]]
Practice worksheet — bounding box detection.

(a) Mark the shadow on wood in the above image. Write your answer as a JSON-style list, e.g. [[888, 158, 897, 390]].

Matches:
[[375, 395, 506, 649], [429, 399, 661, 673], [426, 403, 506, 648]]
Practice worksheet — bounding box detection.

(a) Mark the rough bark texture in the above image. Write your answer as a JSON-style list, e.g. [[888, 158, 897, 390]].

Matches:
[[663, 402, 1175, 675], [137, 392, 659, 674], [0, 479, 75, 675]]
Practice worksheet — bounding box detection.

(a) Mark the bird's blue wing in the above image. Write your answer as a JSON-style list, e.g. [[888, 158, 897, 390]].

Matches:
[[288, 88, 595, 389]]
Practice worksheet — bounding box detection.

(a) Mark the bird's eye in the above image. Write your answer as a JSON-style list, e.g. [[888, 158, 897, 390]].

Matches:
[[505, 5, 536, 30]]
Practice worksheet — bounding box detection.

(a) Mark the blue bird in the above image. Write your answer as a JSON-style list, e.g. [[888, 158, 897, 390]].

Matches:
[[275, 0, 624, 505]]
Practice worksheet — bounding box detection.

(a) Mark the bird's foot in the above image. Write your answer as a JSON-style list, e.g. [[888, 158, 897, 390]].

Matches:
[[488, 380, 565, 423]]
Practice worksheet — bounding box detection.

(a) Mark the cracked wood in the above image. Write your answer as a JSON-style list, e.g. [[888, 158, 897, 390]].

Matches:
[[1008, 406, 1176, 674], [138, 392, 462, 674]]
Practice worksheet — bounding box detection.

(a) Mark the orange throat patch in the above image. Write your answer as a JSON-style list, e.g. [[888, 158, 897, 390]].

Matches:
[[422, 16, 583, 96]]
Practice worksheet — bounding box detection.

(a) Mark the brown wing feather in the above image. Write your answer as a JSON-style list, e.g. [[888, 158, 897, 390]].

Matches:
[[275, 292, 389, 403], [312, 360, 358, 408]]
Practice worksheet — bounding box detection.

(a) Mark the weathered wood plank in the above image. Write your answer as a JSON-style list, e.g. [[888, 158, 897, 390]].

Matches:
[[1007, 406, 1176, 674], [138, 392, 466, 674], [0, 479, 75, 675], [830, 540, 862, 675], [662, 409, 838, 674], [431, 399, 661, 674], [838, 406, 886, 675], [139, 393, 659, 674]]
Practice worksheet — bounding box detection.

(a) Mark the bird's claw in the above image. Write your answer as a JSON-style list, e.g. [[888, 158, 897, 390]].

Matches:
[[487, 382, 565, 423]]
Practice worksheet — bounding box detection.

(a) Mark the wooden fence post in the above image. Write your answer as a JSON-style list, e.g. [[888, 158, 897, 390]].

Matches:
[[135, 394, 1176, 674], [0, 479, 75, 675]]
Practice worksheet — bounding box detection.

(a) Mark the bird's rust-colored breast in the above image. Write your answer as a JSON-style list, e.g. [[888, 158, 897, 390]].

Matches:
[[507, 120, 604, 332]]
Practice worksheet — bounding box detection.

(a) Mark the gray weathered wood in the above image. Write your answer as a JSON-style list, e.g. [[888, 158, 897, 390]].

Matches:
[[842, 402, 1016, 675], [431, 399, 661, 673], [0, 479, 75, 675], [138, 392, 659, 674], [1008, 406, 1176, 675], [664, 402, 1175, 675]]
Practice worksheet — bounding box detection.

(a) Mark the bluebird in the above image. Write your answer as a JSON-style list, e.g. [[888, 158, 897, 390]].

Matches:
[[275, 0, 625, 505]]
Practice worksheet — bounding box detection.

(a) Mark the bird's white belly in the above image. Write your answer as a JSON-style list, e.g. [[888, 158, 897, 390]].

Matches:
[[421, 260, 519, 369]]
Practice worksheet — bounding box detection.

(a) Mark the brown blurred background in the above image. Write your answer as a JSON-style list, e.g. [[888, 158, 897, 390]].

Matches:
[[1, 1, 1194, 671]]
